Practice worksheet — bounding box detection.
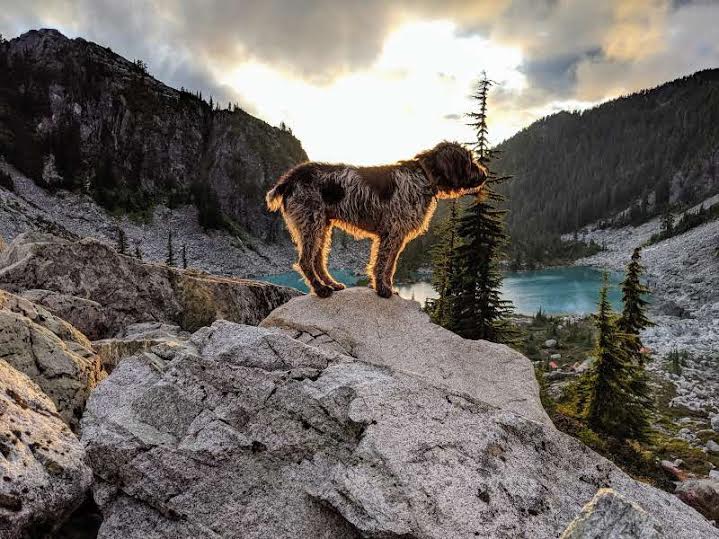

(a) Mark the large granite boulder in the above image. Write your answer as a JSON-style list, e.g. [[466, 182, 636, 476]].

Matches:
[[0, 360, 92, 538], [0, 290, 102, 430], [81, 320, 718, 538], [0, 232, 300, 338], [261, 287, 550, 425]]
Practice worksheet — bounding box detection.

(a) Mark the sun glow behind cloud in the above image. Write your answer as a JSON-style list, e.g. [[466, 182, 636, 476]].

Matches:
[[220, 21, 526, 164]]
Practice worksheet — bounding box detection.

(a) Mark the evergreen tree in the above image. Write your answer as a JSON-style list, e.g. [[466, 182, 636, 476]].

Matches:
[[618, 247, 653, 362], [581, 276, 651, 441], [660, 209, 674, 238], [166, 230, 175, 266], [116, 227, 127, 255], [428, 201, 459, 326], [133, 59, 148, 75], [443, 73, 516, 343], [182, 244, 188, 269]]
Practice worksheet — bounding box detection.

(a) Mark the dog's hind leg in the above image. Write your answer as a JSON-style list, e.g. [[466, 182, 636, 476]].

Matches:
[[372, 234, 405, 298], [295, 220, 334, 298], [314, 226, 345, 291]]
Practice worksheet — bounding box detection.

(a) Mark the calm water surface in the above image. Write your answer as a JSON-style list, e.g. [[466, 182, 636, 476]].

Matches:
[[258, 266, 623, 315]]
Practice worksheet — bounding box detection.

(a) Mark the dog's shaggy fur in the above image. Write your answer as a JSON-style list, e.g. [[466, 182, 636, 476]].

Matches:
[[266, 141, 488, 298]]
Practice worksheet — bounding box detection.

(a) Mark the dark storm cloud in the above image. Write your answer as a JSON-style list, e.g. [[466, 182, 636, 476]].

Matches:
[[519, 48, 602, 99]]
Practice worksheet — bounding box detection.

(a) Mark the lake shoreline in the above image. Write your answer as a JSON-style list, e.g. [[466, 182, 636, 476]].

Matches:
[[257, 265, 625, 317]]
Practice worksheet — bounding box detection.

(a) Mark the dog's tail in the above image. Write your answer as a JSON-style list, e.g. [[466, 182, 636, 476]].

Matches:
[[266, 163, 311, 212], [266, 171, 295, 212], [266, 183, 286, 212]]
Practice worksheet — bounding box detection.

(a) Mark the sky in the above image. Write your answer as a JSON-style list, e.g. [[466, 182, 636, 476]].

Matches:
[[2, 0, 719, 164]]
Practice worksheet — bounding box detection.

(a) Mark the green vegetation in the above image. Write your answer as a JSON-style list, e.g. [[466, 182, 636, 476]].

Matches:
[[579, 278, 652, 441], [519, 255, 719, 487], [618, 248, 653, 362], [666, 348, 690, 376], [426, 75, 516, 344], [427, 201, 459, 327], [494, 69, 719, 264], [648, 201, 719, 245]]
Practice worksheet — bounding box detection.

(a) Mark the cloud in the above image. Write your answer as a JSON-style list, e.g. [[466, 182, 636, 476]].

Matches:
[[2, 0, 718, 161]]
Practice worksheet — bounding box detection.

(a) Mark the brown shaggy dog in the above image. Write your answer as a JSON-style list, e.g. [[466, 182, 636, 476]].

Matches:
[[266, 141, 488, 298]]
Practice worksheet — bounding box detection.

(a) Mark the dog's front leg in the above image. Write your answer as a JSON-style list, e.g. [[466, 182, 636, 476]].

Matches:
[[372, 234, 404, 298]]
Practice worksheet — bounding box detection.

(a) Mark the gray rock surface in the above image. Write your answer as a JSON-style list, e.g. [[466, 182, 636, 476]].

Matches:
[[20, 289, 110, 340], [0, 289, 102, 430], [261, 287, 551, 425], [560, 489, 663, 538], [93, 322, 190, 373], [81, 320, 718, 539], [0, 232, 300, 338], [0, 359, 92, 538]]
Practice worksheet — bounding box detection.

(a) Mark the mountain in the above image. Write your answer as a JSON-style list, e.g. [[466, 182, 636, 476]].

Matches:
[[494, 69, 719, 257], [0, 29, 307, 239]]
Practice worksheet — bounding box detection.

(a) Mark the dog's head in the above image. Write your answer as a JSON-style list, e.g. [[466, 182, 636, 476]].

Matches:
[[417, 141, 487, 198]]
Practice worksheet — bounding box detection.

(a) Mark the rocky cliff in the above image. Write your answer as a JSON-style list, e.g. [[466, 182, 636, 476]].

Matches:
[[0, 29, 307, 239]]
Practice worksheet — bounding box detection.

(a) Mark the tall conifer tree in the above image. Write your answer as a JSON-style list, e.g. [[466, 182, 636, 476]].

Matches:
[[445, 74, 516, 343], [582, 276, 651, 441], [618, 247, 653, 362]]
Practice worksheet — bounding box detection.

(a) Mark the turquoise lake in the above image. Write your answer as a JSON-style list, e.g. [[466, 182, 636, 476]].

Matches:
[[257, 266, 623, 316]]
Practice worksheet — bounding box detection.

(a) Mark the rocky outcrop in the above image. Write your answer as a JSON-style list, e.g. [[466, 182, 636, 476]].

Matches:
[[93, 322, 190, 373], [261, 287, 550, 425], [0, 290, 101, 430], [0, 360, 92, 538], [0, 29, 307, 239], [0, 232, 300, 338], [81, 315, 718, 538], [21, 289, 110, 340], [560, 489, 663, 538]]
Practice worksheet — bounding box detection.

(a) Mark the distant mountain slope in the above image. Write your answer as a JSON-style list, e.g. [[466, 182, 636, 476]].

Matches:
[[495, 69, 719, 249], [0, 29, 307, 239]]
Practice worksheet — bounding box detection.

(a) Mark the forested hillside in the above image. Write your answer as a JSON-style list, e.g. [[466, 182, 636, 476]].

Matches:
[[495, 69, 719, 261], [0, 29, 307, 239]]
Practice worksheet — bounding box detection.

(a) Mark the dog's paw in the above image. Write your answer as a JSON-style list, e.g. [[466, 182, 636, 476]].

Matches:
[[328, 282, 346, 291], [375, 283, 393, 298], [313, 285, 334, 298]]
